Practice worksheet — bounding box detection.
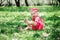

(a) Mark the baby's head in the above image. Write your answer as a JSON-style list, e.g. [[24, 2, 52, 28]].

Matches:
[[30, 8, 38, 17]]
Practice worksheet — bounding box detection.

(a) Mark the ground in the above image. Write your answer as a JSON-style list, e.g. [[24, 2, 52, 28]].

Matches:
[[0, 6, 60, 40]]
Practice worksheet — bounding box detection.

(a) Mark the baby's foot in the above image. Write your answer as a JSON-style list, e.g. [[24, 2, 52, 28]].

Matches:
[[18, 26, 23, 30]]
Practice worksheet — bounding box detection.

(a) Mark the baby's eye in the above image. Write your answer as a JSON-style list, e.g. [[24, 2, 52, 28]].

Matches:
[[33, 13, 35, 14]]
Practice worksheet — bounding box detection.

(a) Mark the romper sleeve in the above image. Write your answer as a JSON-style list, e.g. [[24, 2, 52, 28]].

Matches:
[[35, 17, 44, 30]]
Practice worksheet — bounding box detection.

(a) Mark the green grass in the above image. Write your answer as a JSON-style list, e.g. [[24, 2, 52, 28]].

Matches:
[[0, 6, 60, 40], [0, 6, 60, 12]]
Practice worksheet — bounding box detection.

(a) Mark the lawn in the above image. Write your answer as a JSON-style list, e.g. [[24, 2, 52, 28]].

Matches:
[[0, 6, 60, 40]]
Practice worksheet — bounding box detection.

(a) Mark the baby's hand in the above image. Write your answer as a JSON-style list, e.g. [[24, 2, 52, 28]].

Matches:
[[24, 18, 28, 23]]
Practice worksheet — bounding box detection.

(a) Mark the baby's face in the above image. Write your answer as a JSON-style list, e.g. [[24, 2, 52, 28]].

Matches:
[[30, 11, 38, 17]]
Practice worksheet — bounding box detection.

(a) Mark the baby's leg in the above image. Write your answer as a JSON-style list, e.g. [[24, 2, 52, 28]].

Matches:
[[24, 25, 32, 30]]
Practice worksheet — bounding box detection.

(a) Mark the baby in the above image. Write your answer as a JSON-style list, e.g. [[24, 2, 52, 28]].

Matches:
[[24, 8, 44, 30]]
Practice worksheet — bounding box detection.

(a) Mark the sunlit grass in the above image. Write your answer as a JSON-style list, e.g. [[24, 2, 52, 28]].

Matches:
[[0, 6, 60, 40]]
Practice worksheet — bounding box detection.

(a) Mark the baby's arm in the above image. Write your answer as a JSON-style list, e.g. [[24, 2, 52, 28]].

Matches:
[[24, 18, 36, 26]]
